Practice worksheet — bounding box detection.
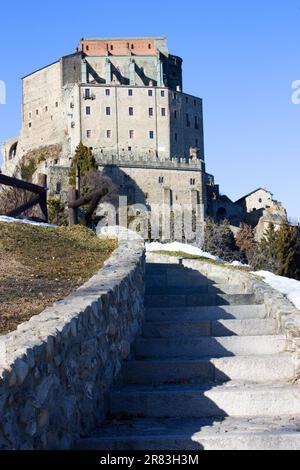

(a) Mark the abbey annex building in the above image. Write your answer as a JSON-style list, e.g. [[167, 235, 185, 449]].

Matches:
[[1, 36, 285, 234]]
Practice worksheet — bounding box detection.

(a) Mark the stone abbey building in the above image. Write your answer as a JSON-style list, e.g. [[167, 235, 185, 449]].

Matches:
[[1, 36, 285, 236]]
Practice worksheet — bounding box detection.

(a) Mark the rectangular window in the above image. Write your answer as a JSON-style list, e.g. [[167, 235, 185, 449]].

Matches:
[[106, 107, 111, 116], [186, 113, 190, 127], [45, 106, 48, 112], [86, 106, 91, 115], [29, 112, 32, 119], [128, 89, 133, 96], [161, 90, 165, 97], [55, 102, 59, 108], [174, 110, 177, 119], [161, 108, 166, 117], [159, 177, 164, 184], [128, 146, 132, 151], [194, 99, 197, 106], [148, 90, 153, 97], [105, 89, 110, 96], [190, 178, 196, 186], [186, 97, 189, 103], [149, 107, 153, 117], [129, 107, 134, 116], [85, 89, 90, 99], [175, 133, 178, 142], [149, 131, 154, 139], [29, 122, 32, 128], [173, 93, 177, 100], [129, 130, 134, 139], [86, 130, 91, 138], [195, 116, 199, 129], [107, 130, 112, 138], [36, 109, 39, 115]]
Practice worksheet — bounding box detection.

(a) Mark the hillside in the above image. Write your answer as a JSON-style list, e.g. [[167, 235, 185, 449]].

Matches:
[[0, 222, 117, 334]]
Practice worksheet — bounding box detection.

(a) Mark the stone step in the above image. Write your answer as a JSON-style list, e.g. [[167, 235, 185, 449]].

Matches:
[[123, 354, 295, 385], [145, 305, 267, 322], [142, 318, 277, 338], [75, 416, 300, 450], [145, 293, 257, 308], [145, 285, 248, 295], [134, 335, 286, 359], [109, 383, 300, 419]]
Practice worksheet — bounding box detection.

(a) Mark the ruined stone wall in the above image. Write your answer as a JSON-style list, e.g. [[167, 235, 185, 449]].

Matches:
[[0, 230, 145, 450]]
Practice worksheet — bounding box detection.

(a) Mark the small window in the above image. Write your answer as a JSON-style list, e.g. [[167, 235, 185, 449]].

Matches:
[[86, 130, 91, 138], [128, 89, 133, 96], [161, 90, 165, 97], [190, 179, 196, 186], [161, 108, 166, 117], [194, 99, 197, 106], [129, 107, 134, 116], [45, 106, 48, 112], [55, 102, 59, 108], [106, 107, 111, 116], [29, 122, 32, 128], [36, 109, 39, 115], [149, 108, 153, 117], [149, 131, 154, 139], [105, 89, 110, 96], [131, 44, 135, 50], [85, 89, 90, 99], [106, 130, 112, 138], [259, 198, 263, 203], [148, 43, 152, 49], [29, 112, 32, 119], [110, 45, 114, 51], [186, 114, 190, 127], [86, 45, 89, 52], [86, 106, 91, 115], [195, 139, 199, 147], [148, 90, 153, 97], [173, 93, 177, 100], [174, 110, 177, 119], [56, 182, 62, 194], [128, 146, 132, 151], [186, 97, 189, 103], [174, 133, 178, 142], [159, 177, 164, 184], [129, 130, 134, 139]]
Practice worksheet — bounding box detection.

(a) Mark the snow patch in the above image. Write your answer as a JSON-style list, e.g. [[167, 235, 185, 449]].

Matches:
[[0, 215, 54, 227], [145, 241, 222, 262], [254, 270, 300, 311]]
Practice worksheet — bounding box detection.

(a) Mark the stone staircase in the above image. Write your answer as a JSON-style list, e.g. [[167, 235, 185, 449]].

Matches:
[[77, 262, 300, 450]]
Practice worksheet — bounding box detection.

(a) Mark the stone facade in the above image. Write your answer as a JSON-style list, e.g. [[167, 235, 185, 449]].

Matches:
[[0, 229, 145, 450], [1, 36, 208, 222]]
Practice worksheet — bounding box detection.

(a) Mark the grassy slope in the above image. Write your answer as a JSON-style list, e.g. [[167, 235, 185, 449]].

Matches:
[[0, 223, 117, 334]]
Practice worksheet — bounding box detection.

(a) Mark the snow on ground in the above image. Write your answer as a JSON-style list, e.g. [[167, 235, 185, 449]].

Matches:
[[254, 270, 300, 311], [145, 241, 222, 261], [0, 215, 54, 227]]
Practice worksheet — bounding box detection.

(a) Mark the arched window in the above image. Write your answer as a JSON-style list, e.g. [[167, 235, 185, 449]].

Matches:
[[216, 207, 227, 222]]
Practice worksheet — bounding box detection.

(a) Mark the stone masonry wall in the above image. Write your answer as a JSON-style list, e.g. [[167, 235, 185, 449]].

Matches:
[[0, 230, 145, 450]]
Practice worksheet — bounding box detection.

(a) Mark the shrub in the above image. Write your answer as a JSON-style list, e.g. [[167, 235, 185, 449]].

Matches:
[[204, 219, 240, 262]]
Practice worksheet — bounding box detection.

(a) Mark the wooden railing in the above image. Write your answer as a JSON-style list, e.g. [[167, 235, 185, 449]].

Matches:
[[0, 174, 48, 222]]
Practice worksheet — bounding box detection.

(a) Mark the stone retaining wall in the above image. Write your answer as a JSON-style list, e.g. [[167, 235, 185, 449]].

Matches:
[[147, 252, 300, 380], [0, 229, 145, 450]]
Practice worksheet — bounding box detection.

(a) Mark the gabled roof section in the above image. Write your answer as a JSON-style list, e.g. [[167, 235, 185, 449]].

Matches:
[[235, 188, 273, 204]]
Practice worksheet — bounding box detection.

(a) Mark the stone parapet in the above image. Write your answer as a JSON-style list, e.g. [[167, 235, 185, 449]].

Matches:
[[0, 229, 145, 450]]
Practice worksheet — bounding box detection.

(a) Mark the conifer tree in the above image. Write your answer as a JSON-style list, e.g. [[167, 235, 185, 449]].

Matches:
[[276, 220, 299, 278], [69, 142, 97, 194]]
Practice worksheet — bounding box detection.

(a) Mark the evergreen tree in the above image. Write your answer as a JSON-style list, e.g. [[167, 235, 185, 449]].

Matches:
[[69, 143, 97, 194], [276, 220, 299, 278], [259, 222, 279, 272]]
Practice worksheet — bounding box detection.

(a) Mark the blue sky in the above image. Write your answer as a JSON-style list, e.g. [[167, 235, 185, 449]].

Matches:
[[0, 0, 299, 219]]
